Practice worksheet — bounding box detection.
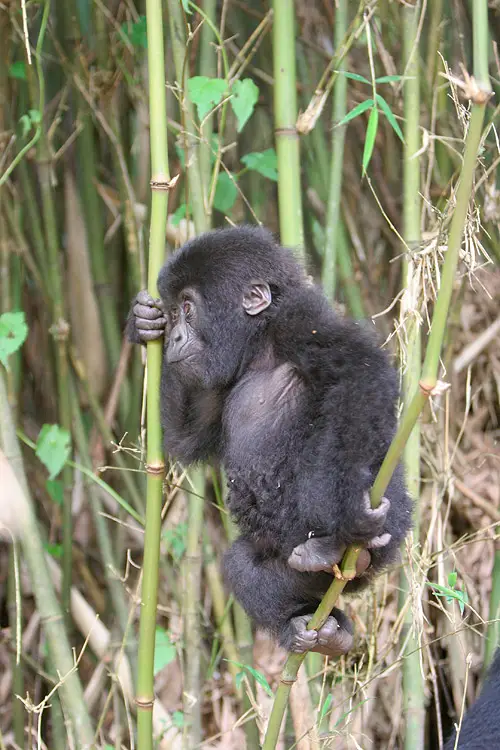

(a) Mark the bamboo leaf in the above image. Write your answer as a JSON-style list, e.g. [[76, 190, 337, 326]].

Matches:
[[35, 425, 71, 481], [337, 98, 374, 127], [376, 94, 404, 142], [230, 78, 259, 132], [375, 74, 404, 83], [187, 76, 227, 121], [336, 70, 370, 84], [362, 106, 378, 173], [241, 149, 278, 181]]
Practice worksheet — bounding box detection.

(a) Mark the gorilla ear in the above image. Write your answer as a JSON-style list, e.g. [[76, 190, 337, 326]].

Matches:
[[242, 281, 272, 316]]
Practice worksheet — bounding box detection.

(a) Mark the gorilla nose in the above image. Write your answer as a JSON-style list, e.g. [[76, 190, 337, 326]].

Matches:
[[166, 325, 189, 362]]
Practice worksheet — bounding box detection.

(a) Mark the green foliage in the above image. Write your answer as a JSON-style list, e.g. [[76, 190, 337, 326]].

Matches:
[[8, 61, 26, 80], [121, 16, 148, 48], [214, 172, 238, 213], [231, 79, 259, 132], [35, 424, 71, 480], [363, 106, 379, 173], [188, 76, 228, 120], [318, 693, 333, 723], [229, 660, 273, 697], [427, 572, 469, 615], [46, 479, 64, 506], [163, 521, 188, 563], [45, 542, 63, 559], [241, 149, 278, 181], [376, 94, 404, 141], [338, 99, 374, 126], [171, 204, 187, 226], [172, 711, 185, 728], [153, 627, 177, 675], [0, 311, 28, 368]]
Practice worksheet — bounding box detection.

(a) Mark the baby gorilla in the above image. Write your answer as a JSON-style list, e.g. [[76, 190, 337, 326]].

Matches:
[[127, 226, 412, 656]]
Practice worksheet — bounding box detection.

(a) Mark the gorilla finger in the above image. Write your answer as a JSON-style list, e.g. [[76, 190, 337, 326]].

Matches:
[[136, 290, 162, 307], [134, 303, 165, 320], [314, 615, 353, 656], [355, 548, 371, 575], [137, 328, 165, 342], [137, 317, 167, 330], [367, 533, 392, 549], [363, 492, 390, 523]]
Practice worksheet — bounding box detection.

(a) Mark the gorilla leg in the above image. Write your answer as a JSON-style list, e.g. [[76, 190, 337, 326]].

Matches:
[[224, 537, 354, 656]]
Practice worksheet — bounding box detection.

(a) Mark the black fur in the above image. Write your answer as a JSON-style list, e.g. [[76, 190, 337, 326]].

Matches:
[[128, 226, 412, 650], [444, 649, 500, 748]]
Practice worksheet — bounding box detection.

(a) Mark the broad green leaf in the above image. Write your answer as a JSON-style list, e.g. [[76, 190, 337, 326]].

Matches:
[[46, 479, 64, 506], [448, 570, 458, 588], [28, 109, 41, 124], [172, 711, 184, 728], [171, 204, 187, 227], [36, 424, 71, 480], [241, 149, 278, 181], [45, 542, 63, 559], [319, 693, 333, 723], [376, 94, 404, 142], [375, 74, 403, 83], [338, 71, 370, 85], [154, 627, 177, 675], [0, 311, 28, 368], [163, 521, 188, 562], [227, 661, 273, 697], [338, 98, 374, 127], [121, 16, 147, 48], [181, 0, 192, 13], [213, 172, 237, 214], [230, 78, 259, 132], [9, 61, 26, 80], [187, 76, 227, 121], [362, 106, 378, 173]]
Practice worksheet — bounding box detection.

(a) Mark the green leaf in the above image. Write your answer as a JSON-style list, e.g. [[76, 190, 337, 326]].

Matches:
[[163, 521, 188, 562], [362, 106, 378, 173], [46, 479, 64, 506], [230, 78, 259, 132], [181, 0, 192, 13], [319, 693, 333, 723], [28, 109, 41, 124], [213, 172, 237, 213], [337, 98, 374, 127], [153, 627, 176, 675], [241, 149, 278, 181], [171, 204, 187, 227], [375, 74, 403, 83], [35, 424, 71, 480], [227, 661, 273, 697], [376, 94, 404, 142], [9, 61, 26, 80], [187, 76, 227, 121], [18, 114, 31, 137], [448, 570, 458, 588], [235, 671, 245, 690], [121, 16, 148, 49], [172, 711, 185, 729], [45, 542, 63, 559], [0, 311, 28, 368], [338, 71, 370, 84]]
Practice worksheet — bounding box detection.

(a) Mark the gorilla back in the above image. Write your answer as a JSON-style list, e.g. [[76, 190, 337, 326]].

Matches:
[[127, 226, 412, 656]]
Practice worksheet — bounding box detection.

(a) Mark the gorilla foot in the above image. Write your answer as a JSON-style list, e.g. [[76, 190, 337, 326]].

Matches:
[[285, 611, 353, 657], [288, 536, 371, 575]]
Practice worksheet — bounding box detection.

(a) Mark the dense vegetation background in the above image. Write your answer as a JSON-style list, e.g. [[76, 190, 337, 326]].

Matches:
[[0, 0, 499, 748]]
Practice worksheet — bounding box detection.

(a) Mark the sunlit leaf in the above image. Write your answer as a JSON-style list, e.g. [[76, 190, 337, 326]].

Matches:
[[35, 424, 71, 480], [187, 76, 227, 121], [376, 94, 404, 142], [338, 71, 370, 84], [362, 105, 378, 173], [213, 172, 237, 213], [0, 311, 28, 368], [154, 627, 177, 675], [230, 78, 259, 132], [241, 149, 278, 181], [337, 98, 374, 127], [172, 711, 184, 728]]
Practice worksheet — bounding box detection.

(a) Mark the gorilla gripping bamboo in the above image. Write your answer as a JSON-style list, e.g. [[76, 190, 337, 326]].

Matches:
[[262, 2, 492, 745]]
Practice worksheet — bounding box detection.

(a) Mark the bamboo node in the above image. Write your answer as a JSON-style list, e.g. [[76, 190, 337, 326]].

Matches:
[[274, 127, 298, 138], [145, 462, 166, 475], [150, 173, 180, 191], [135, 696, 155, 709], [49, 318, 70, 341]]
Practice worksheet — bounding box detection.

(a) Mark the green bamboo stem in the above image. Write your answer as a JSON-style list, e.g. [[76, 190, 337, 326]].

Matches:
[[199, 0, 217, 189], [0, 374, 95, 748], [400, 4, 425, 748], [272, 0, 304, 252], [323, 0, 348, 300], [262, 11, 491, 744], [135, 0, 169, 747]]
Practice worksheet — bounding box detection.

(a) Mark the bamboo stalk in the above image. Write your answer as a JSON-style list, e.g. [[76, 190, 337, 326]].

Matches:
[[323, 0, 348, 300], [262, 4, 492, 742], [135, 0, 169, 746], [399, 3, 425, 748], [272, 0, 304, 252]]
